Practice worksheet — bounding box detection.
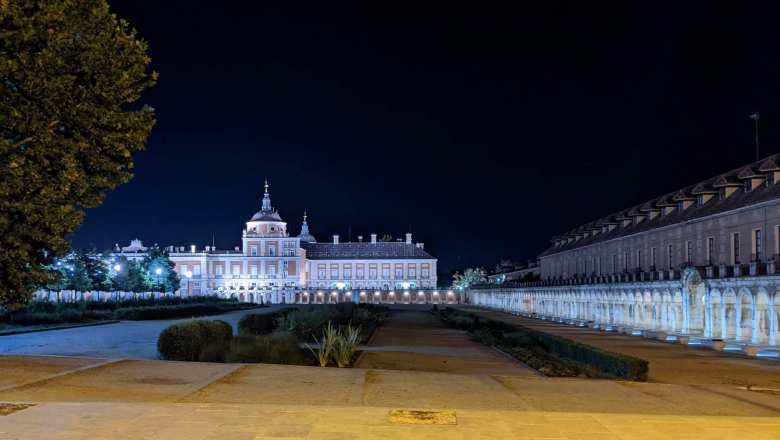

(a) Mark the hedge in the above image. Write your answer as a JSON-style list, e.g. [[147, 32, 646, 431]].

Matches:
[[439, 308, 648, 381], [157, 319, 233, 361], [237, 307, 297, 336], [533, 331, 648, 381], [113, 303, 223, 320]]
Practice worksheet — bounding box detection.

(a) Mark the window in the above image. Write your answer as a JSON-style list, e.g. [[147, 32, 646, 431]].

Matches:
[[685, 241, 692, 264], [775, 226, 780, 259], [330, 268, 338, 279], [370, 268, 377, 279], [216, 265, 224, 275], [193, 265, 201, 276], [753, 229, 762, 261], [408, 267, 417, 278], [612, 254, 617, 273], [744, 180, 752, 193], [651, 247, 657, 269], [344, 270, 352, 279], [251, 246, 257, 256], [394, 268, 403, 279], [421, 268, 430, 278], [624, 252, 628, 271], [269, 247, 275, 256], [707, 237, 714, 265], [667, 244, 673, 269], [636, 250, 642, 270], [356, 268, 365, 279], [381, 268, 389, 279], [732, 232, 740, 264], [250, 265, 258, 276], [767, 173, 775, 186], [232, 265, 240, 276], [318, 270, 326, 279]]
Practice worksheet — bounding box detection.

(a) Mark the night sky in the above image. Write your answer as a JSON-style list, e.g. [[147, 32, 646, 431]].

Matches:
[[72, 2, 780, 277]]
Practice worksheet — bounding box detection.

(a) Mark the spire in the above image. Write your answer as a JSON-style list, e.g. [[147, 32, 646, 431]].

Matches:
[[298, 210, 316, 242], [261, 179, 272, 212]]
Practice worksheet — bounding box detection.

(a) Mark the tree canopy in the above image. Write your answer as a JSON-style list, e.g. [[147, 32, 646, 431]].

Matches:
[[451, 267, 487, 290], [0, 0, 157, 307]]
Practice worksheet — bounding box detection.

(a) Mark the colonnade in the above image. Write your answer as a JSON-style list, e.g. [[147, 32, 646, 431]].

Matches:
[[468, 272, 780, 350]]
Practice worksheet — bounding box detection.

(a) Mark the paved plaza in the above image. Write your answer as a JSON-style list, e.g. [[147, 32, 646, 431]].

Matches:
[[0, 307, 279, 359], [0, 306, 779, 438]]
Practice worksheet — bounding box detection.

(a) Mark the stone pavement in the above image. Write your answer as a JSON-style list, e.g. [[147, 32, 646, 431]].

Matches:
[[1, 305, 780, 438], [458, 306, 780, 387]]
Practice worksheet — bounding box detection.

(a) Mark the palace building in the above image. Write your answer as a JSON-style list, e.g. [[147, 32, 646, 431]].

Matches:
[[469, 155, 780, 357], [139, 182, 438, 303]]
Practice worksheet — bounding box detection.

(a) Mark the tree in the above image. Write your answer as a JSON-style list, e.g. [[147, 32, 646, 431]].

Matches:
[[379, 234, 393, 242], [111, 257, 145, 293], [79, 249, 111, 291], [451, 267, 487, 290], [140, 247, 180, 293], [0, 1, 157, 307]]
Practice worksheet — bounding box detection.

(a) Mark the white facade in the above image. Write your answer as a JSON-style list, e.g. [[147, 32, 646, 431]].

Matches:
[[155, 182, 437, 302]]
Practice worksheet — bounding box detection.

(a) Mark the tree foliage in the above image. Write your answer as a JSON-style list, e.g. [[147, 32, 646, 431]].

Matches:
[[140, 247, 180, 293], [0, 0, 157, 307], [451, 267, 487, 290]]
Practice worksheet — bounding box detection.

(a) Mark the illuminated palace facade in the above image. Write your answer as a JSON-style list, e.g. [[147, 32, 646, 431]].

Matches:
[[148, 183, 441, 304], [470, 155, 780, 357]]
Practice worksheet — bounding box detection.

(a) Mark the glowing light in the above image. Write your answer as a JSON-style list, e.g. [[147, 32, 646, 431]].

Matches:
[[401, 282, 411, 289], [185, 271, 193, 278], [155, 268, 163, 275], [360, 291, 366, 296], [335, 282, 346, 289], [113, 264, 121, 272]]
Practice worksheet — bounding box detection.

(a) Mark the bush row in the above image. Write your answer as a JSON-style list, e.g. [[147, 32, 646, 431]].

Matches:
[[437, 308, 648, 381], [157, 319, 233, 361], [159, 304, 390, 366], [1, 298, 261, 325]]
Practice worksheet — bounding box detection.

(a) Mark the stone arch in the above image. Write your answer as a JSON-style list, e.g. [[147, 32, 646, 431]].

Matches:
[[755, 288, 771, 345], [672, 289, 684, 333], [736, 288, 754, 342], [661, 290, 673, 331], [709, 289, 723, 339], [723, 289, 738, 340]]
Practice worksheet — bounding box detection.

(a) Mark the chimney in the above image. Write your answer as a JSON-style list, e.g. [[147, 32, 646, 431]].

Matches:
[[416, 243, 424, 250], [333, 234, 339, 244], [358, 235, 363, 242], [406, 233, 412, 244], [190, 244, 196, 253], [234, 246, 240, 251], [370, 233, 377, 244]]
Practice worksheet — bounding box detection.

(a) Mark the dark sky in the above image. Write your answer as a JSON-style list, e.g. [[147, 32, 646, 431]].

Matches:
[[72, 1, 780, 276]]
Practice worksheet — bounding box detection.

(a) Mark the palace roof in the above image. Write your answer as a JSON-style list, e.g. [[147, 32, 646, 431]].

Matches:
[[540, 153, 780, 258], [301, 242, 434, 260]]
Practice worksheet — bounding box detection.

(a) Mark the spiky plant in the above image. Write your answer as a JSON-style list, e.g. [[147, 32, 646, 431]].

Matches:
[[332, 324, 362, 368], [306, 321, 338, 367]]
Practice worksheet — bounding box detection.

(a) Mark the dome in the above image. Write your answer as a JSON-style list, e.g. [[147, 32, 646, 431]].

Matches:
[[250, 210, 283, 222]]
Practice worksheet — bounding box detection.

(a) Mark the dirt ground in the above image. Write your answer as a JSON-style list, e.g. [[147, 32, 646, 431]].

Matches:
[[355, 307, 537, 376]]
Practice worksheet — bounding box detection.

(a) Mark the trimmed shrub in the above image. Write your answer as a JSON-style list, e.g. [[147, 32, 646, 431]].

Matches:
[[470, 328, 498, 346], [157, 319, 233, 361], [225, 332, 305, 365], [238, 313, 275, 335]]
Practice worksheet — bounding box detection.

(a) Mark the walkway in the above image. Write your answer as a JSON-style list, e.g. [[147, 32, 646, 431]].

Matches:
[[460, 306, 780, 387], [0, 306, 279, 359], [1, 355, 780, 438], [355, 306, 535, 375]]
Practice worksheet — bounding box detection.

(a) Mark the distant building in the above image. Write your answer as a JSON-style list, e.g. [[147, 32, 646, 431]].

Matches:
[[487, 261, 540, 284], [469, 155, 780, 356], [119, 182, 438, 303]]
